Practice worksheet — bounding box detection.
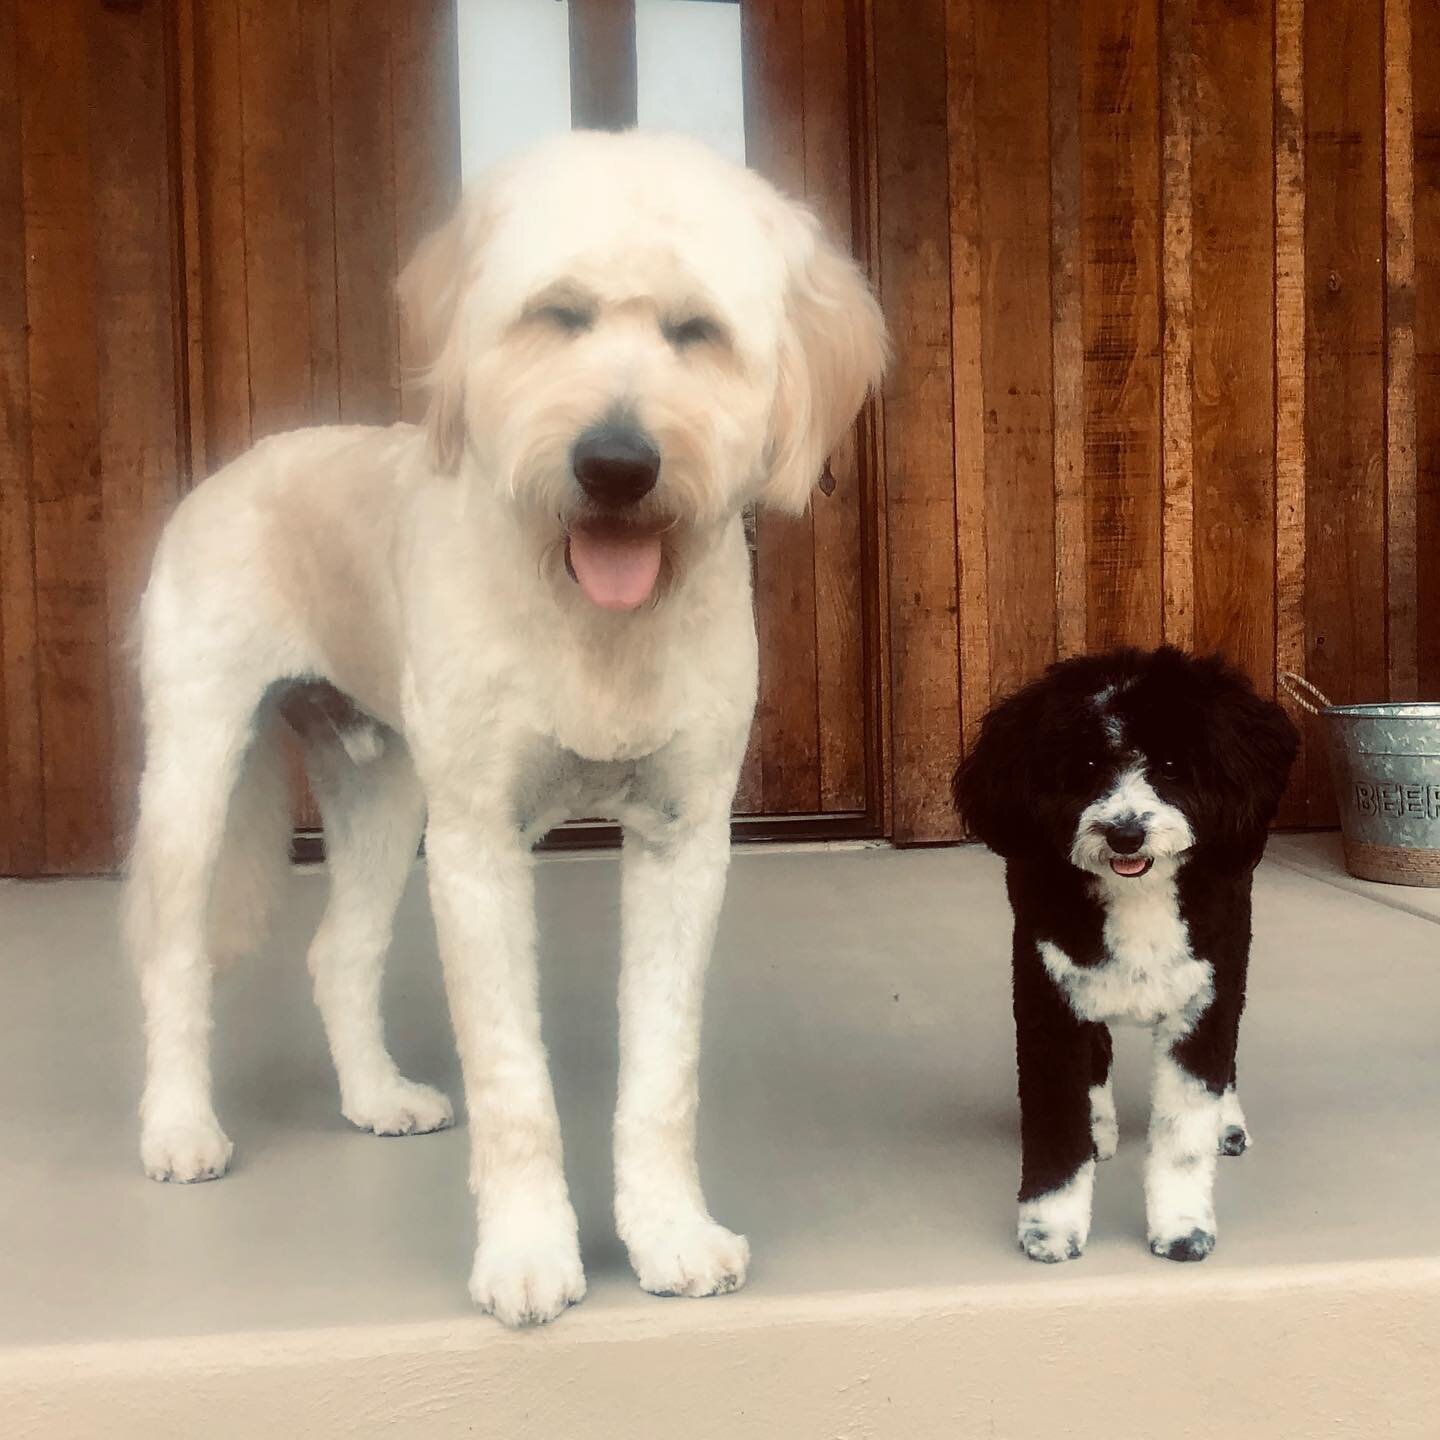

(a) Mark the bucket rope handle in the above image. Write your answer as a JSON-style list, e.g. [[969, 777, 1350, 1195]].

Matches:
[[1278, 671, 1334, 715]]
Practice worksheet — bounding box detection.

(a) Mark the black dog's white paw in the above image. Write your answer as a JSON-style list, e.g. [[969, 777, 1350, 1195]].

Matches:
[[1021, 1227, 1085, 1264], [1150, 1227, 1216, 1263], [1218, 1124, 1249, 1157]]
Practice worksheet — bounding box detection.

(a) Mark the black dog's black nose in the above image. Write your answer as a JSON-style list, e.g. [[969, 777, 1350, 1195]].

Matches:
[[572, 425, 660, 507], [1104, 820, 1147, 854]]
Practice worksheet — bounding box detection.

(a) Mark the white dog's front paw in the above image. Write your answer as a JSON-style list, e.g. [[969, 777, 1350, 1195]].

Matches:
[[343, 1078, 454, 1137], [141, 1116, 233, 1183], [625, 1216, 750, 1298], [1017, 1160, 1094, 1264], [470, 1227, 586, 1328]]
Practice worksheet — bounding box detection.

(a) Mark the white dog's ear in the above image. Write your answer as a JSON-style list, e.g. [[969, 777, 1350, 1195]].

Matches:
[[397, 197, 486, 476], [762, 211, 889, 514]]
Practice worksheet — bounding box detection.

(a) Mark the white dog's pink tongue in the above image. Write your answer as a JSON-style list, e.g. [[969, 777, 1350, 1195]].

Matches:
[[1110, 856, 1151, 877], [567, 529, 663, 611]]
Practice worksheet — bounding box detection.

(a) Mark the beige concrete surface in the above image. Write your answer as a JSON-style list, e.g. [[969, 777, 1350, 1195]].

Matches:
[[1, 835, 1437, 1437]]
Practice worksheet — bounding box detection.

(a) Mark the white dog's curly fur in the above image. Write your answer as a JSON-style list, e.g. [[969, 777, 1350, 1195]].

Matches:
[[125, 131, 888, 1327]]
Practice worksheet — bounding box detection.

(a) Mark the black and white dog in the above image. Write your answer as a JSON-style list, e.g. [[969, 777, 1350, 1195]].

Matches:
[[954, 647, 1298, 1263]]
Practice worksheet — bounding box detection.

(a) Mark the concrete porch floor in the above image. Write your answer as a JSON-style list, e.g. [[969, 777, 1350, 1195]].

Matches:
[[1, 834, 1437, 1437]]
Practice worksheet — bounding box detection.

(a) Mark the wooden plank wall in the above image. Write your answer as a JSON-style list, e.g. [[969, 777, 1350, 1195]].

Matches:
[[871, 0, 1435, 840], [0, 0, 183, 874]]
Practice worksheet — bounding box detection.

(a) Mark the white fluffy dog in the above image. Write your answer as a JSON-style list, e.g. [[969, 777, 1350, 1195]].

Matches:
[[126, 131, 887, 1327]]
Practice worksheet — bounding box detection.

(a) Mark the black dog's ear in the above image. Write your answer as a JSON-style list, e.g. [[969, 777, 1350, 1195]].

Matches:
[[953, 684, 1044, 858], [1206, 674, 1300, 852]]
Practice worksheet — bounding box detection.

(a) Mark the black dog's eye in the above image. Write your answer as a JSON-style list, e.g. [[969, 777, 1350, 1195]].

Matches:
[[1156, 756, 1179, 774], [534, 304, 593, 334], [665, 315, 724, 349]]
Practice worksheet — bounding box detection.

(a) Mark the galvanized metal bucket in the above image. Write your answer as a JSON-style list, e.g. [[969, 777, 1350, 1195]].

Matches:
[[1280, 674, 1440, 887]]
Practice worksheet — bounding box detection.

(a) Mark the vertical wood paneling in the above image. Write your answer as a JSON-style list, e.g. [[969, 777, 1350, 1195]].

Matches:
[[947, 0, 987, 750], [1274, 0, 1309, 825], [1049, 0, 1086, 662], [972, 0, 1056, 706], [20, 0, 113, 872], [875, 0, 961, 842], [91, 0, 185, 845], [1305, 0, 1385, 821], [804, 0, 868, 812], [238, 0, 317, 436], [1417, 0, 1440, 701], [743, 0, 821, 816], [1081, 0, 1163, 652], [331, 0, 400, 427], [194, 0, 250, 468], [0, 0, 43, 873], [1383, 0, 1418, 702], [1191, 0, 1275, 685], [1160, 0, 1195, 651]]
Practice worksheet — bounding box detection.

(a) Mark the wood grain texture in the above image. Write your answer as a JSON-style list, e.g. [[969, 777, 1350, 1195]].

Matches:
[[1049, 0, 1085, 662], [1417, 0, 1440, 700], [239, 0, 318, 437], [91, 0, 185, 850], [193, 0, 251, 469], [1081, 0, 1163, 652], [1160, 0, 1195, 652], [1305, 0, 1386, 822], [20, 0, 114, 872], [743, 0, 821, 815], [1190, 0, 1275, 685], [330, 0, 400, 427], [569, 0, 637, 131], [874, 0, 960, 842], [1273, 0, 1308, 825], [804, 0, 868, 813], [0, 0, 43, 873], [946, 0, 988, 752], [1384, 0, 1418, 702], [973, 0, 1056, 704]]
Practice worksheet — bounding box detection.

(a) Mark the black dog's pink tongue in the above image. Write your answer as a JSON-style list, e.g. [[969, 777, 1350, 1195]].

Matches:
[[1109, 856, 1150, 877]]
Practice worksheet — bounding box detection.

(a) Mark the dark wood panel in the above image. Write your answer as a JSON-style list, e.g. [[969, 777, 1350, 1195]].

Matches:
[[0, 0, 43, 873], [1190, 0, 1275, 686], [1305, 0, 1385, 821], [804, 0, 868, 813], [330, 0, 401, 426], [743, 0, 821, 815], [20, 0, 114, 872], [193, 0, 251, 469], [973, 0, 1056, 703], [1049, 0, 1085, 662], [1081, 0, 1163, 652], [91, 0, 186, 847], [874, 0, 961, 843], [1417, 0, 1440, 700]]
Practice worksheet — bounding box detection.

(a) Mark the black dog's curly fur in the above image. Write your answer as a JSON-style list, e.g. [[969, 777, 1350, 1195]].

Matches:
[[954, 646, 1298, 1262]]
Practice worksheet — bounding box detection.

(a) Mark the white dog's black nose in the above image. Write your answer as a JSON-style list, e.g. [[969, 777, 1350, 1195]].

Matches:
[[1104, 820, 1147, 854], [572, 425, 660, 507]]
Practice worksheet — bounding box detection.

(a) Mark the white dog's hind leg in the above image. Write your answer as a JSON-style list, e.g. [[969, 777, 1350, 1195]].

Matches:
[[305, 732, 452, 1136], [614, 814, 749, 1299], [130, 694, 263, 1183], [1146, 1040, 1224, 1261], [425, 812, 584, 1328]]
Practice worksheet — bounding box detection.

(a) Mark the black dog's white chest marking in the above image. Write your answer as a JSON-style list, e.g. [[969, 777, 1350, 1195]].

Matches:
[[1039, 877, 1213, 1031]]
